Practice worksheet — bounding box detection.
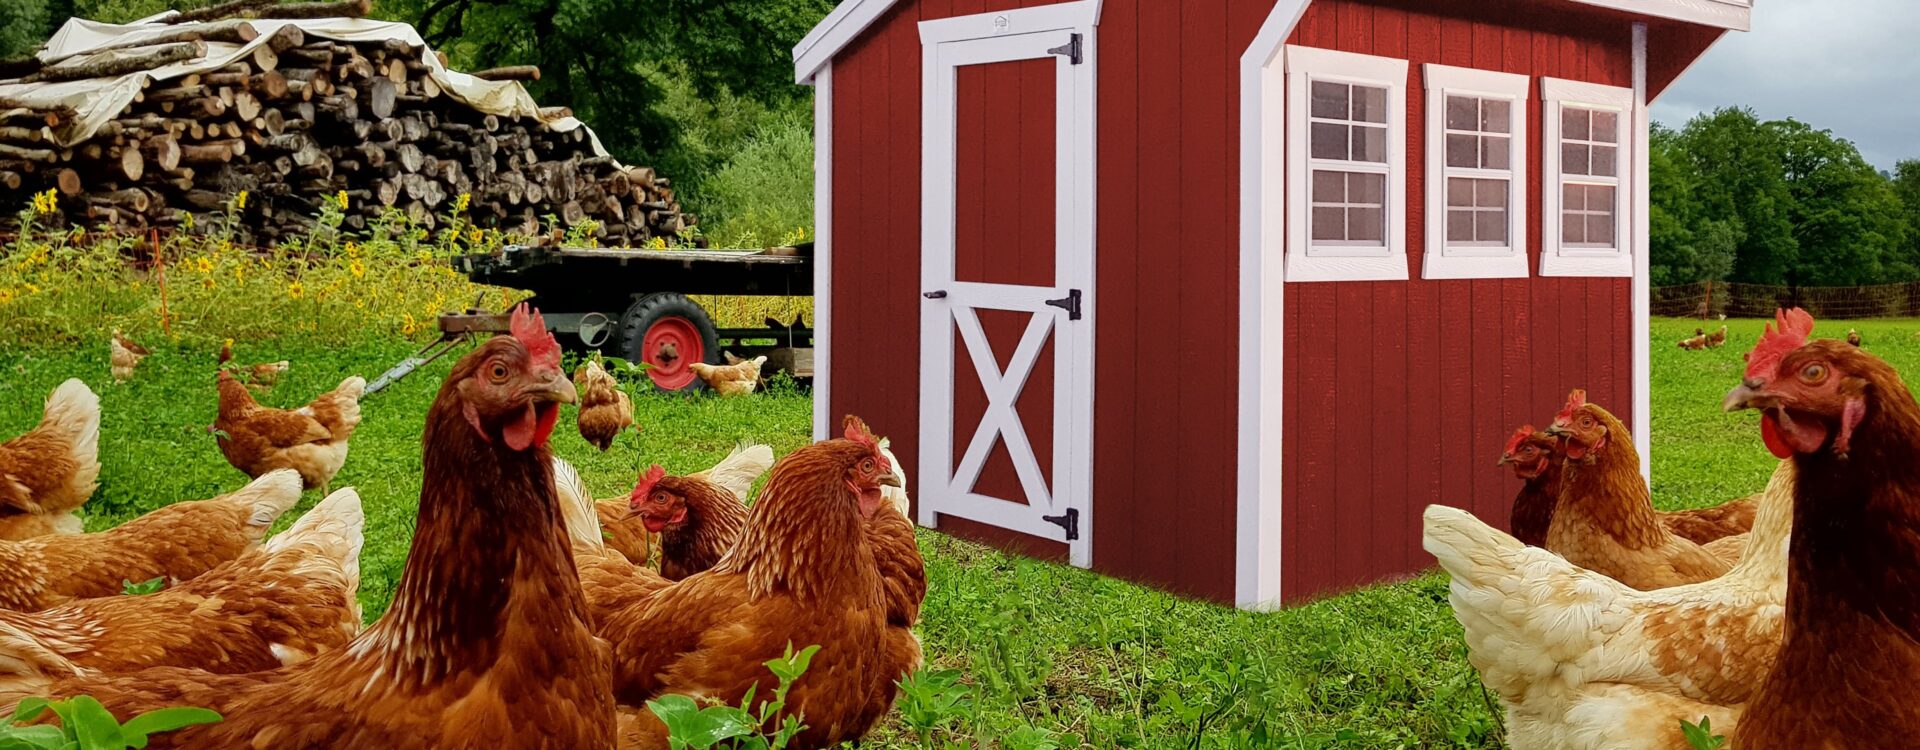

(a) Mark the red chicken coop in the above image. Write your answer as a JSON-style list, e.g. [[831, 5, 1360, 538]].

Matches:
[[794, 0, 1750, 607]]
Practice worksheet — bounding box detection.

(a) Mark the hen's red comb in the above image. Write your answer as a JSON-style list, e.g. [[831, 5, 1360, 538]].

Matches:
[[510, 303, 561, 370], [842, 415, 891, 471], [628, 464, 667, 506], [843, 415, 877, 448], [1504, 425, 1536, 455], [1745, 307, 1815, 379], [1553, 390, 1588, 426]]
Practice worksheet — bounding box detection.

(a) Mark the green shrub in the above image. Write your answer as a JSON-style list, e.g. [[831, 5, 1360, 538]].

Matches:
[[693, 111, 814, 250]]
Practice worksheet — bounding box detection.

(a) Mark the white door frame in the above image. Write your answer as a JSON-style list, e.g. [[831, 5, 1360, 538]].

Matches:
[[917, 1, 1099, 568]]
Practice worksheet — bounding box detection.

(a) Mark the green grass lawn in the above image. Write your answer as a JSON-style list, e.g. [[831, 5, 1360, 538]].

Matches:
[[0, 315, 1897, 748]]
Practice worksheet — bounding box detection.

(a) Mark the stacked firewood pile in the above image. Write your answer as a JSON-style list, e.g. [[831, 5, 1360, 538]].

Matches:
[[0, 0, 696, 246]]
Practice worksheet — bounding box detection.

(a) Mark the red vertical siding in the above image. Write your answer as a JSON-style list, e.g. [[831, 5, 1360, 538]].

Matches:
[[828, 0, 1664, 606], [1279, 0, 1638, 601]]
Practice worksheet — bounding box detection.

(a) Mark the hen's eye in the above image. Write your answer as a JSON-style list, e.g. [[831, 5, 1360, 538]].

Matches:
[[653, 492, 670, 504], [1801, 363, 1828, 383], [487, 362, 509, 383], [1580, 416, 1594, 427], [861, 459, 875, 473]]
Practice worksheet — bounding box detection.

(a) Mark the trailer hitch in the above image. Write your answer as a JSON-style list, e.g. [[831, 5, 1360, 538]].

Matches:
[[365, 332, 472, 396]]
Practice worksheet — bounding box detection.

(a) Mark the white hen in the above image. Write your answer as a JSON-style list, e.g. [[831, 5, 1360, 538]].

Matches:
[[1423, 460, 1795, 750]]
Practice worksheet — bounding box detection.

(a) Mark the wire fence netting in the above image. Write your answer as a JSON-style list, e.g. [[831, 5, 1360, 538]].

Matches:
[[1652, 281, 1920, 320]]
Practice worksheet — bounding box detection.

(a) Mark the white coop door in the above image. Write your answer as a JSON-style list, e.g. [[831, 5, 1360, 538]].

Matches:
[[918, 7, 1096, 568]]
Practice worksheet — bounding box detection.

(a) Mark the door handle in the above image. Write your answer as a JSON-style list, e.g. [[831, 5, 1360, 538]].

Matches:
[[923, 290, 948, 299]]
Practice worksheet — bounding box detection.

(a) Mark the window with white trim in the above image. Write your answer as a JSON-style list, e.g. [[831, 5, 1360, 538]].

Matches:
[[1285, 46, 1408, 282], [1421, 64, 1529, 279], [1540, 78, 1634, 277]]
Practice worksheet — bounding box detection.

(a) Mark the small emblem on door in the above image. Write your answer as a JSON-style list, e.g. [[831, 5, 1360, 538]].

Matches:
[[992, 14, 1010, 33]]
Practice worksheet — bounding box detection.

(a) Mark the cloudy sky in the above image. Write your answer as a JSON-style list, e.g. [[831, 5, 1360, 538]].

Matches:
[[1651, 0, 1919, 171]]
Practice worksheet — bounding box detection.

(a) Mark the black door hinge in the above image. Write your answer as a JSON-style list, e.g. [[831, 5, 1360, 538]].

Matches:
[[923, 290, 948, 299], [1047, 33, 1083, 65], [1042, 508, 1080, 541], [1045, 289, 1082, 320]]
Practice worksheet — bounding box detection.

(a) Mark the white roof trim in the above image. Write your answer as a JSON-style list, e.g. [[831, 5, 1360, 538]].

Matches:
[[792, 0, 897, 84], [1566, 0, 1750, 32], [793, 0, 1744, 84]]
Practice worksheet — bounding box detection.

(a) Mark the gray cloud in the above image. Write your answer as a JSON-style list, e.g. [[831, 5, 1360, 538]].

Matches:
[[1650, 0, 1919, 170]]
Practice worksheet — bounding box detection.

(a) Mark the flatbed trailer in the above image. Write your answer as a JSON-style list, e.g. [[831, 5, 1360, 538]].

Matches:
[[375, 243, 815, 394]]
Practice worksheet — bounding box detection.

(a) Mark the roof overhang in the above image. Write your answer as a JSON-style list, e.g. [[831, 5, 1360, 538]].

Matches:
[[791, 0, 1747, 84], [1566, 0, 1750, 32]]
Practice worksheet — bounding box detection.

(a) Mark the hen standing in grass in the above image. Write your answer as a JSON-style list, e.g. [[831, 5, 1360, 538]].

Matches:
[[1846, 327, 1863, 347], [1722, 307, 1920, 747], [109, 330, 148, 383], [0, 470, 302, 611], [213, 366, 365, 493], [598, 416, 924, 750], [0, 484, 365, 704], [23, 305, 613, 749], [689, 355, 767, 397], [1543, 390, 1730, 589], [0, 379, 100, 540], [575, 357, 635, 451]]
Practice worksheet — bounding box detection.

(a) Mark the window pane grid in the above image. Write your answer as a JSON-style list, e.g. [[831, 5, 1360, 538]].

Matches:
[[1560, 180, 1617, 249], [1307, 76, 1393, 252], [1560, 105, 1619, 179], [1440, 93, 1513, 250]]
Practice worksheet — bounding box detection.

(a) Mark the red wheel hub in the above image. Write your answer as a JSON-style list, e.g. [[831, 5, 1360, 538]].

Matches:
[[642, 317, 703, 390]]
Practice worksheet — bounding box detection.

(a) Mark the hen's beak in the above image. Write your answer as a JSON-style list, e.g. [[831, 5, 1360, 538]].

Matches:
[[1495, 454, 1514, 467], [1723, 378, 1767, 412], [1543, 424, 1571, 438], [880, 471, 903, 488], [530, 370, 579, 405]]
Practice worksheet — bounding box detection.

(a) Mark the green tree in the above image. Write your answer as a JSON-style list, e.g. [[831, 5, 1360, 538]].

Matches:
[[378, 0, 831, 188], [1668, 108, 1800, 285], [1892, 160, 1920, 279], [1768, 119, 1906, 285]]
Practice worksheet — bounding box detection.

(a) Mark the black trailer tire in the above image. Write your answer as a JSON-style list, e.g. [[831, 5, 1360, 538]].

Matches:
[[616, 292, 719, 393]]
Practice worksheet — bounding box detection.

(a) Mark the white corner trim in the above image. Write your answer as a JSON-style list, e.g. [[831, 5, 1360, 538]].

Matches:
[[792, 0, 900, 84], [1421, 64, 1530, 280], [1631, 23, 1653, 486], [1566, 0, 1750, 32], [811, 62, 833, 442], [1235, 0, 1311, 611], [1539, 77, 1636, 278], [1284, 45, 1411, 283]]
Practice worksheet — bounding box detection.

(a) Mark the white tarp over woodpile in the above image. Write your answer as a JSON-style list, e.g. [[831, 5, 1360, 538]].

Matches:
[[1, 14, 607, 155]]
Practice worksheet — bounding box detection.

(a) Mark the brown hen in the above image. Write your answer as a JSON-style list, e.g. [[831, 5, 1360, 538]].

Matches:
[[108, 331, 148, 383], [1724, 308, 1920, 748], [1543, 390, 1730, 590], [689, 355, 767, 397], [593, 443, 774, 569], [575, 358, 635, 451], [0, 485, 363, 704], [0, 470, 302, 611], [23, 305, 613, 749], [214, 371, 364, 492], [597, 417, 924, 750], [1497, 425, 1561, 547], [0, 379, 100, 540]]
